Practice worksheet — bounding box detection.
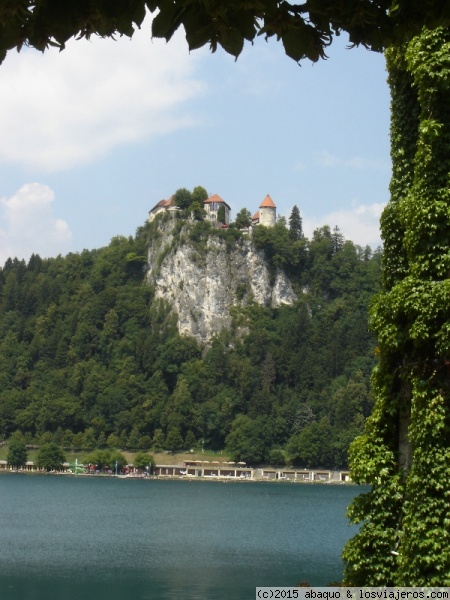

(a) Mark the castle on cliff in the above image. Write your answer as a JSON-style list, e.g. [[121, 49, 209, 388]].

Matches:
[[148, 193, 277, 230], [251, 194, 277, 228]]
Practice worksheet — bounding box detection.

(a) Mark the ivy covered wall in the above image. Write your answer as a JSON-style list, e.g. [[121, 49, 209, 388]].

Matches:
[[344, 27, 450, 586]]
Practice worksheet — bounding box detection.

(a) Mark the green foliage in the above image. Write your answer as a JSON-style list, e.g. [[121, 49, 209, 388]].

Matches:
[[252, 222, 298, 277], [1, 0, 447, 66], [84, 449, 127, 470], [165, 427, 184, 453], [217, 204, 226, 224], [191, 186, 208, 204], [173, 188, 192, 210], [287, 417, 333, 468], [344, 27, 450, 586], [133, 452, 155, 471], [234, 208, 251, 229], [0, 216, 381, 472], [7, 432, 28, 467], [268, 448, 286, 466], [152, 429, 165, 451], [189, 200, 206, 221], [0, 1, 449, 585], [184, 430, 196, 449], [226, 415, 272, 464], [37, 443, 66, 471], [289, 205, 303, 240]]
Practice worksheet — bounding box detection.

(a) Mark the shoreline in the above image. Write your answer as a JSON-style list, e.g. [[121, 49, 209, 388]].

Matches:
[[0, 469, 356, 485]]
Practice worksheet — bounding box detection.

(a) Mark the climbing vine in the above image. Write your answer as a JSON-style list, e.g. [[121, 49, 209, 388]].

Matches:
[[343, 27, 450, 585]]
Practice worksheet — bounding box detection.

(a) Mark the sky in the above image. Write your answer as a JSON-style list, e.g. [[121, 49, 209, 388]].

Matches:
[[0, 15, 391, 266]]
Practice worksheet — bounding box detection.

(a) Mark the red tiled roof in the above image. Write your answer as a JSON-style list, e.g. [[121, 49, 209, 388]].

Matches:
[[204, 194, 225, 204], [150, 195, 175, 212], [252, 211, 260, 220], [259, 194, 276, 208], [204, 194, 231, 210]]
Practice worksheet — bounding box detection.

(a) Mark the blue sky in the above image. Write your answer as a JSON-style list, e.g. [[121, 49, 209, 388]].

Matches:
[[0, 16, 391, 266]]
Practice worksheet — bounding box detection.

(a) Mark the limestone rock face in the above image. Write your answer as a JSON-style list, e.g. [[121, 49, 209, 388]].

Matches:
[[146, 220, 297, 344]]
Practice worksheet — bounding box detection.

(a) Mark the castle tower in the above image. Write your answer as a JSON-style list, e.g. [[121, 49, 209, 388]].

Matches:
[[258, 195, 277, 227]]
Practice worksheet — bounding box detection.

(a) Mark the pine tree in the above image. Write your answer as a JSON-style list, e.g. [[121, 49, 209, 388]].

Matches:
[[331, 226, 344, 253], [288, 205, 303, 240]]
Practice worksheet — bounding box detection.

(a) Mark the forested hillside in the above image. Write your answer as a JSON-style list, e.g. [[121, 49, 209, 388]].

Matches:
[[0, 216, 381, 468]]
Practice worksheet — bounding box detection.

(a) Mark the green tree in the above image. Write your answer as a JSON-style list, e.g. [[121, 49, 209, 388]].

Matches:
[[173, 188, 192, 210], [133, 452, 155, 473], [82, 428, 97, 450], [217, 204, 226, 225], [152, 429, 165, 451], [287, 417, 333, 468], [127, 427, 141, 450], [184, 430, 196, 450], [1, 2, 449, 583], [7, 433, 28, 467], [106, 433, 120, 449], [84, 449, 127, 471], [331, 226, 345, 254], [109, 450, 127, 471], [189, 200, 206, 221], [269, 447, 286, 466], [37, 443, 66, 471], [191, 186, 208, 204], [234, 208, 252, 229], [165, 427, 184, 453], [291, 405, 315, 435], [332, 376, 367, 431], [225, 415, 271, 464], [288, 205, 303, 240], [61, 429, 75, 449]]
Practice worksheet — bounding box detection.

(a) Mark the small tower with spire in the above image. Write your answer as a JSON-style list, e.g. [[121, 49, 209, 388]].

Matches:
[[258, 194, 277, 227]]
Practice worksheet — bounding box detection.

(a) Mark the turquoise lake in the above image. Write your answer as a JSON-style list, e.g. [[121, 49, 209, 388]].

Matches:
[[0, 474, 363, 599]]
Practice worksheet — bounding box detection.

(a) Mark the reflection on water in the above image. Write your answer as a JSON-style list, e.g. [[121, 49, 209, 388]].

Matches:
[[0, 474, 362, 600]]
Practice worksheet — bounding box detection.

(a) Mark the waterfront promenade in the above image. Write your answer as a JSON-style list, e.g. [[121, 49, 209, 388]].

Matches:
[[0, 458, 351, 482]]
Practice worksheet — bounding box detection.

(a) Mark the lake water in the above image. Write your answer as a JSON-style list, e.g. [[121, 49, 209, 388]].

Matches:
[[0, 474, 363, 600]]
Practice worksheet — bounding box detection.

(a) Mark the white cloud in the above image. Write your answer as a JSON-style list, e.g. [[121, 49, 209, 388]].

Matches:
[[301, 202, 385, 248], [0, 19, 205, 171], [0, 184, 72, 264], [315, 150, 389, 171]]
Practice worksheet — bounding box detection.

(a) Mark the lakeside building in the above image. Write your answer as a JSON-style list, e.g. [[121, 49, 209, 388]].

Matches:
[[0, 459, 351, 482], [150, 464, 352, 482]]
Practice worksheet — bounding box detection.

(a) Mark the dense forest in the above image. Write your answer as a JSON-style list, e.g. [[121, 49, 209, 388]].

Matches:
[[0, 209, 381, 468]]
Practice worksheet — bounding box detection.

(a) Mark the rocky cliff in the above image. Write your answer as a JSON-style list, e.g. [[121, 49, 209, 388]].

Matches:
[[146, 219, 298, 344]]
